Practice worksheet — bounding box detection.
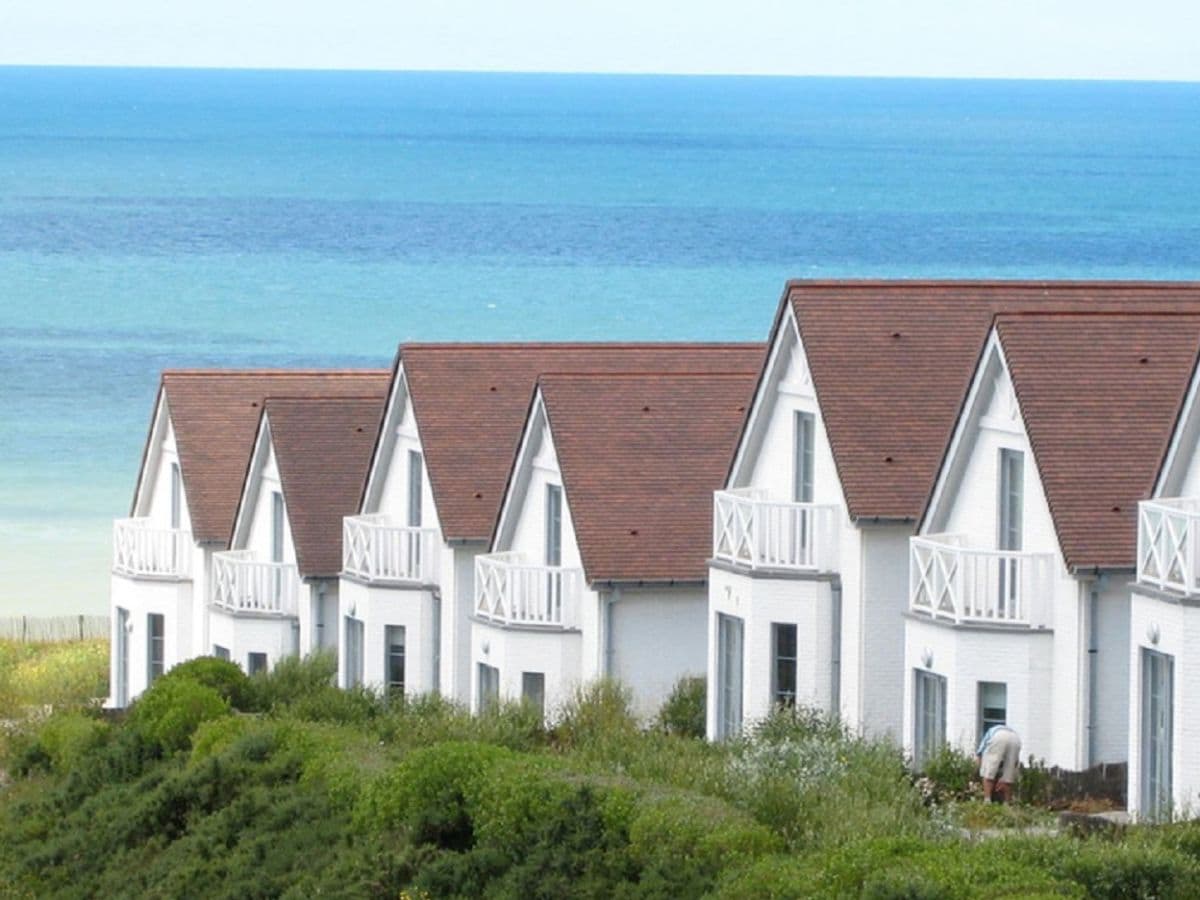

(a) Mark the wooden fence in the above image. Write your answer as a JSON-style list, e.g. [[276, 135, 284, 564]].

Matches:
[[0, 615, 110, 643]]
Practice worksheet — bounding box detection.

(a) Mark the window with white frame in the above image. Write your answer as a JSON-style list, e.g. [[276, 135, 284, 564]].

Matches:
[[478, 663, 500, 713], [997, 449, 1024, 611], [793, 411, 815, 503], [345, 616, 364, 687], [385, 625, 406, 697], [147, 613, 165, 683], [522, 672, 545, 718], [771, 623, 798, 708], [977, 681, 1007, 741], [247, 652, 268, 676], [407, 451, 423, 528], [716, 613, 744, 740]]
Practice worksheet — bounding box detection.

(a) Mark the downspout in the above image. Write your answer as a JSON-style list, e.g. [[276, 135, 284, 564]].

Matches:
[[830, 578, 842, 716], [1087, 582, 1100, 768], [604, 586, 621, 679], [315, 580, 327, 652], [431, 588, 442, 695]]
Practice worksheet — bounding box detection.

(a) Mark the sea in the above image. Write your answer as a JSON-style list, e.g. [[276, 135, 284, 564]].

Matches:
[[2, 67, 1199, 615]]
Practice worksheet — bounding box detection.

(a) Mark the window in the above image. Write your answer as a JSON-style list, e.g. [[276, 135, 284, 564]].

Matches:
[[793, 412, 815, 503], [213, 645, 230, 661], [716, 614, 744, 740], [545, 484, 562, 566], [913, 669, 947, 769], [1142, 648, 1175, 821], [147, 613, 165, 683], [271, 491, 285, 563], [478, 663, 500, 713], [169, 462, 182, 530], [247, 652, 268, 676], [997, 449, 1024, 611], [385, 625, 406, 697], [345, 616, 364, 688], [977, 682, 1007, 741], [407, 451, 424, 527], [522, 672, 545, 718], [771, 623, 798, 708]]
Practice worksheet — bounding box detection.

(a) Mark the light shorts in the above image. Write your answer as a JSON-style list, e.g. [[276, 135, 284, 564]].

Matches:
[[980, 728, 1021, 783]]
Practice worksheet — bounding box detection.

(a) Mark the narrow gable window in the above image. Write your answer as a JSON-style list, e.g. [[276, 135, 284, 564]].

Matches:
[[793, 412, 815, 503], [407, 451, 423, 528]]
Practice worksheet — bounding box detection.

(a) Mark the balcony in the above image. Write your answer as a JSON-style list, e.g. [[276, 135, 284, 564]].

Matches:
[[112, 518, 191, 579], [1139, 498, 1200, 596], [343, 515, 440, 584], [909, 535, 1054, 627], [211, 550, 299, 616], [712, 488, 839, 573], [474, 552, 583, 629]]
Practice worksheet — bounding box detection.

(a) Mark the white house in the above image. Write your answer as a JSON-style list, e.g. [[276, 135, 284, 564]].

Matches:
[[1129, 321, 1200, 819], [339, 343, 762, 703], [216, 394, 386, 675], [907, 312, 1200, 776], [109, 369, 388, 706], [476, 369, 759, 719], [707, 280, 1200, 743]]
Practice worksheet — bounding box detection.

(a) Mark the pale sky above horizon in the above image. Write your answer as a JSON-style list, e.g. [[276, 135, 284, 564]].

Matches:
[[1, 0, 1198, 82]]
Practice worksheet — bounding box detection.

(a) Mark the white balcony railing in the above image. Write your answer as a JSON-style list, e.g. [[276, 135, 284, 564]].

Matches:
[[474, 552, 584, 629], [909, 534, 1054, 627], [343, 515, 440, 584], [1138, 498, 1200, 596], [112, 518, 191, 579], [211, 550, 299, 616], [712, 488, 840, 572]]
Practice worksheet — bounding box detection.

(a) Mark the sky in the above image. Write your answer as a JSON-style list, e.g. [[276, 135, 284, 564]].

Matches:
[[0, 0, 1198, 81]]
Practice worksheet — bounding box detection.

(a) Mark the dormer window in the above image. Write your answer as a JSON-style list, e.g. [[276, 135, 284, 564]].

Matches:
[[794, 412, 814, 503]]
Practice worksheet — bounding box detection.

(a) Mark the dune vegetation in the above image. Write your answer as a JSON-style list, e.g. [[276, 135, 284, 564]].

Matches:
[[1, 651, 1199, 898]]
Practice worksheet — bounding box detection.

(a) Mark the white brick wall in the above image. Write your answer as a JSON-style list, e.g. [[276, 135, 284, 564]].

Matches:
[[338, 577, 439, 694]]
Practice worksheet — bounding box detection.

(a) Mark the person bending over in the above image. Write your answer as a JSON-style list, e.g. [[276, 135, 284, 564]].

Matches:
[[976, 724, 1021, 803]]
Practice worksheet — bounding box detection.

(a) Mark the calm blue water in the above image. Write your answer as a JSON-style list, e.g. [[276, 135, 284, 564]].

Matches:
[[2, 67, 1199, 614]]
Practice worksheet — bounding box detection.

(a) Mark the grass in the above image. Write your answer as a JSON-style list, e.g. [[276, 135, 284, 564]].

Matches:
[[2, 653, 1199, 897]]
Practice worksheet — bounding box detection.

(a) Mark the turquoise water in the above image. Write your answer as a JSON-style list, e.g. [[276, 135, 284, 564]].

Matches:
[[3, 68, 1199, 614]]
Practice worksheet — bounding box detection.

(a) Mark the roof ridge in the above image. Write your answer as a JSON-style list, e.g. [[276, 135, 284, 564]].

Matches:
[[787, 278, 1200, 290], [399, 341, 762, 351], [995, 310, 1200, 320], [162, 368, 389, 377], [537, 370, 759, 379], [263, 395, 384, 403]]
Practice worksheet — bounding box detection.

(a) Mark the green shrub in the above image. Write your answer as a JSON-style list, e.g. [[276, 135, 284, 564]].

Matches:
[[1052, 842, 1199, 899], [552, 679, 638, 749], [162, 656, 252, 710], [627, 792, 781, 896], [919, 743, 978, 800], [0, 638, 108, 716], [467, 756, 577, 857], [359, 741, 513, 849], [656, 675, 706, 739], [35, 711, 110, 772], [245, 651, 337, 712], [1015, 755, 1055, 806], [129, 676, 230, 754]]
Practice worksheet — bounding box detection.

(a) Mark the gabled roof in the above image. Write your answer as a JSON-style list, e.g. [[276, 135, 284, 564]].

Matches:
[[391, 343, 765, 542], [772, 280, 1200, 522], [144, 370, 390, 545], [538, 371, 759, 583], [261, 396, 388, 578], [994, 313, 1200, 571]]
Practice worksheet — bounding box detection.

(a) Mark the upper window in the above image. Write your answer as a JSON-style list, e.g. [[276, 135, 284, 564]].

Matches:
[[169, 462, 182, 529], [545, 484, 563, 567], [271, 491, 285, 563], [997, 449, 1023, 552], [407, 451, 423, 528], [793, 412, 815, 503]]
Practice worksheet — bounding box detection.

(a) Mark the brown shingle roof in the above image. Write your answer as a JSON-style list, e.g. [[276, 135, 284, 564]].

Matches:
[[264, 396, 388, 577], [996, 313, 1200, 570], [540, 371, 759, 583], [783, 280, 1200, 522], [397, 344, 765, 542], [154, 371, 390, 545]]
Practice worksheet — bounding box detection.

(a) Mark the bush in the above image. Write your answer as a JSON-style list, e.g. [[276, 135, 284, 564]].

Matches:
[[0, 638, 108, 716], [246, 651, 338, 712], [656, 675, 706, 739], [359, 741, 513, 849], [919, 743, 979, 801], [34, 711, 110, 772], [1051, 842, 1200, 899], [628, 793, 782, 896], [552, 679, 638, 749], [129, 677, 230, 754], [161, 656, 252, 710]]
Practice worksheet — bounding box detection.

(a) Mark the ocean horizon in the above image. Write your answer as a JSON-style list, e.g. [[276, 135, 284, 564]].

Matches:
[[3, 67, 1199, 616]]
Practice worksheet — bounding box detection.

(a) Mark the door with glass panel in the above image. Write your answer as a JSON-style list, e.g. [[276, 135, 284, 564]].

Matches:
[[407, 451, 423, 575], [271, 491, 285, 606], [1142, 648, 1174, 821], [792, 412, 814, 566], [716, 614, 744, 739], [544, 484, 563, 620], [913, 670, 946, 769]]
